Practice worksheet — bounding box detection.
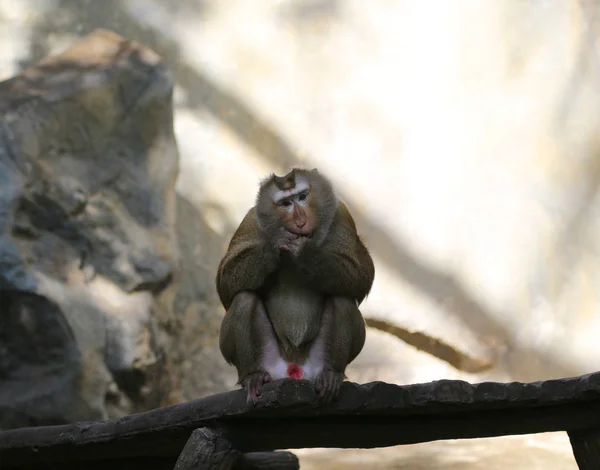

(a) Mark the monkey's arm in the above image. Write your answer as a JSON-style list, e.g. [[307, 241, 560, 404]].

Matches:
[[295, 204, 375, 304], [216, 209, 280, 309]]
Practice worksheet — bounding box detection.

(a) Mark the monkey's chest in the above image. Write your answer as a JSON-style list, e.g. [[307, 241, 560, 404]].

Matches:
[[263, 271, 324, 350]]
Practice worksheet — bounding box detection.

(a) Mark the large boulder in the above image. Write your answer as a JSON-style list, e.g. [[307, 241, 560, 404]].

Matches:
[[0, 29, 182, 428]]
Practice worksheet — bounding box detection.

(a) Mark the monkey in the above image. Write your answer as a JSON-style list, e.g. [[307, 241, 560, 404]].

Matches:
[[216, 168, 375, 404]]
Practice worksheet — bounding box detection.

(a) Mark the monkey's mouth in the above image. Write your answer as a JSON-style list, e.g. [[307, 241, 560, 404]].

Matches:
[[287, 228, 313, 238], [294, 231, 313, 238]]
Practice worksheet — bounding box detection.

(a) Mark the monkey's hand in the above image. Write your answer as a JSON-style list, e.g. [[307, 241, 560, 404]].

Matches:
[[276, 228, 309, 257], [314, 369, 344, 404], [275, 227, 305, 256], [241, 370, 272, 405]]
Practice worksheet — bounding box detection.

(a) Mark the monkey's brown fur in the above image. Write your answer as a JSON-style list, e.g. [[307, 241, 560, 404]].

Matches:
[[216, 168, 375, 403]]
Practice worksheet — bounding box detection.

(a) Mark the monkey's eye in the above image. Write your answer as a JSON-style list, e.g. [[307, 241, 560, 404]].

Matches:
[[298, 193, 307, 201], [281, 200, 292, 207]]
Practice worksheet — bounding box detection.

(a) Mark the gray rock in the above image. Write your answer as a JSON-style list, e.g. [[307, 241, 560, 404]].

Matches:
[[0, 29, 181, 429]]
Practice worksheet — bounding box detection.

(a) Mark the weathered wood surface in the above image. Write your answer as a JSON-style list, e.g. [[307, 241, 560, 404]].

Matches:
[[173, 428, 240, 470], [172, 427, 298, 470], [2, 373, 600, 469], [236, 452, 299, 469], [569, 428, 600, 470]]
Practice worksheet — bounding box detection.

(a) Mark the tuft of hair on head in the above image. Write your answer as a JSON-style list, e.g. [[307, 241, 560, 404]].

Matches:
[[256, 167, 320, 204], [273, 169, 296, 190]]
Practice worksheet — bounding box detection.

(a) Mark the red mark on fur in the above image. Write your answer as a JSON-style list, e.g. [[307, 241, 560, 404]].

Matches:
[[286, 363, 304, 379]]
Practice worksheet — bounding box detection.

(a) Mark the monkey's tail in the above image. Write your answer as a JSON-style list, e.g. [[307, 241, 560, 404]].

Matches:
[[364, 317, 494, 374]]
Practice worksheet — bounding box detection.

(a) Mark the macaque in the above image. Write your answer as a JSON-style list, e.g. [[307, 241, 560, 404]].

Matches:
[[216, 168, 375, 404]]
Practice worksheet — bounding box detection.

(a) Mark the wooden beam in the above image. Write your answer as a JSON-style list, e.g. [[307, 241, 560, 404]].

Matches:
[[172, 428, 299, 470], [569, 428, 600, 470], [173, 428, 240, 470], [1, 373, 600, 468], [236, 452, 299, 469]]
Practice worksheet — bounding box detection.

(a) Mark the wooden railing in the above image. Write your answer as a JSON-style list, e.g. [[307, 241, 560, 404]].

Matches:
[[1, 373, 600, 469]]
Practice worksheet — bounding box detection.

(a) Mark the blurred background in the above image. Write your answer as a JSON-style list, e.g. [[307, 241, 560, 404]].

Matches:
[[2, 0, 600, 468]]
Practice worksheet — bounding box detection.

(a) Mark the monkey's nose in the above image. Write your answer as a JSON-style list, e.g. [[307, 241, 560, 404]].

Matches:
[[296, 220, 306, 228]]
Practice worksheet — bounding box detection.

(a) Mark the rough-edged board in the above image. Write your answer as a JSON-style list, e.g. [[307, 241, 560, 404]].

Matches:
[[1, 373, 600, 468]]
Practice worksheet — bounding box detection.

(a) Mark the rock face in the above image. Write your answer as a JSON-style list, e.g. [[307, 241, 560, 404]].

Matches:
[[0, 29, 181, 428]]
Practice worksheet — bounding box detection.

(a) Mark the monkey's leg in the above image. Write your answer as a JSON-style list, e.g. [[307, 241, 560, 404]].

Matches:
[[308, 296, 366, 403], [219, 291, 285, 404]]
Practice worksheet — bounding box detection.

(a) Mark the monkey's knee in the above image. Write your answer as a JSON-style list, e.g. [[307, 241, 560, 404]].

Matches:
[[220, 291, 260, 360], [326, 296, 357, 311], [326, 296, 364, 325], [221, 291, 264, 338], [325, 296, 366, 363], [220, 290, 272, 356], [229, 290, 262, 313]]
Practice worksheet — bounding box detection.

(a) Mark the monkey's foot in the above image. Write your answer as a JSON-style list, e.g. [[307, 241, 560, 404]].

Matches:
[[314, 369, 344, 404], [242, 370, 272, 405]]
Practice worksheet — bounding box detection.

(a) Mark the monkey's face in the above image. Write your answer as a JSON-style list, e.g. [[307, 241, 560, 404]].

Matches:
[[271, 177, 317, 236]]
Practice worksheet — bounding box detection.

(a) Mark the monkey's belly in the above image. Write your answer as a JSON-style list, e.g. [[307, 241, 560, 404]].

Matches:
[[261, 269, 325, 380], [264, 285, 324, 351], [261, 289, 326, 381], [264, 268, 325, 346]]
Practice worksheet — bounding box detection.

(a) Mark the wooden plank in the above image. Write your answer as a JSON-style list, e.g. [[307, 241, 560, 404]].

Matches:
[[569, 428, 600, 470], [220, 401, 600, 452], [236, 452, 299, 469], [173, 428, 240, 470], [1, 373, 600, 468]]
